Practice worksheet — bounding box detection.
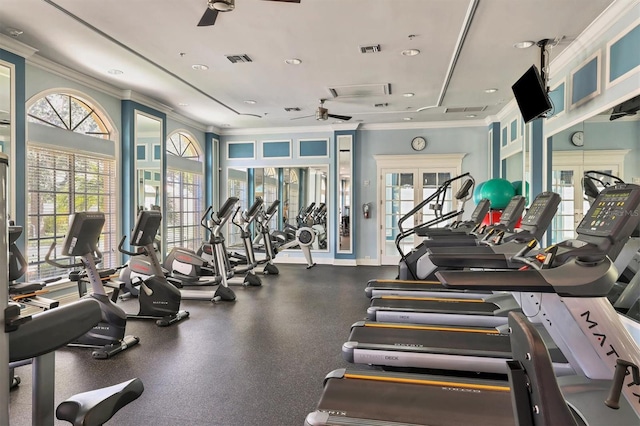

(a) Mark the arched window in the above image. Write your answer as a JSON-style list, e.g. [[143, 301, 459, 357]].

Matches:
[[26, 92, 116, 280], [27, 93, 110, 139], [166, 131, 204, 252]]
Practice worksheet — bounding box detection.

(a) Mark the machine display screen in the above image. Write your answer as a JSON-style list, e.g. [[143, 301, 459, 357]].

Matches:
[[132, 210, 162, 246], [500, 196, 525, 223], [62, 212, 105, 256], [577, 188, 640, 238], [520, 192, 559, 227]]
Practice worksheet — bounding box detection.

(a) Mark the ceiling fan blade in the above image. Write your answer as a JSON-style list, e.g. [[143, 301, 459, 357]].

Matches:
[[328, 113, 352, 121], [290, 114, 314, 120], [197, 8, 219, 26], [265, 0, 301, 3]]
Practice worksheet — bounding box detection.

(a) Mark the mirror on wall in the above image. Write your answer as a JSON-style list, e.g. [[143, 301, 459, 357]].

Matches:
[[337, 135, 352, 253], [550, 94, 640, 243], [134, 111, 163, 252], [227, 165, 329, 251], [0, 62, 11, 209]]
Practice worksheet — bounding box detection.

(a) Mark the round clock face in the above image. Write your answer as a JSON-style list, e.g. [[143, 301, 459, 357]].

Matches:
[[571, 131, 584, 147], [411, 136, 427, 151]]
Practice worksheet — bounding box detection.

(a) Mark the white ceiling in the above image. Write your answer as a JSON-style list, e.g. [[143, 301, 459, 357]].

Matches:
[[0, 0, 616, 131]]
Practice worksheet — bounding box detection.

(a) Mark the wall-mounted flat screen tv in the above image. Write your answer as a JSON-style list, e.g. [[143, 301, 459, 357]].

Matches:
[[511, 65, 552, 123]]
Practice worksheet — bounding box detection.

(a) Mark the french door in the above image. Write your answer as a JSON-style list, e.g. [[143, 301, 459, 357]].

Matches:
[[380, 168, 458, 265], [550, 150, 625, 243]]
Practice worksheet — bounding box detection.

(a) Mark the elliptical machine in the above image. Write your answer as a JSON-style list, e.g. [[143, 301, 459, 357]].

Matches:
[[44, 212, 140, 358], [250, 200, 281, 275], [224, 197, 264, 286], [116, 210, 190, 326]]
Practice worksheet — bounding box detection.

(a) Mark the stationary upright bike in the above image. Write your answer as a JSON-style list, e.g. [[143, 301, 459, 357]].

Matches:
[[116, 209, 190, 326], [45, 212, 140, 358]]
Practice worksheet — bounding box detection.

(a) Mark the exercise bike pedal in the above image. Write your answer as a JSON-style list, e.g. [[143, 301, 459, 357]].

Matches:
[[156, 310, 190, 327], [91, 335, 140, 359]]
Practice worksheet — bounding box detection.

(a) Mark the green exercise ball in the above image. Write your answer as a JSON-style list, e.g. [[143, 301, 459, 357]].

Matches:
[[473, 181, 486, 205], [512, 180, 530, 204], [480, 178, 515, 209]]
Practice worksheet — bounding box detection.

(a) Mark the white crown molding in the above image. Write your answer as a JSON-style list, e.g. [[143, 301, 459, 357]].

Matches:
[[494, 99, 520, 123], [121, 90, 173, 114], [332, 123, 361, 131], [0, 34, 38, 58], [550, 0, 640, 73], [27, 54, 124, 99], [165, 111, 209, 133], [206, 125, 221, 135]]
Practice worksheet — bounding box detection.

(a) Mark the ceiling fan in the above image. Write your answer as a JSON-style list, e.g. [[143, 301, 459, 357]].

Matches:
[[292, 99, 352, 121], [198, 0, 301, 27]]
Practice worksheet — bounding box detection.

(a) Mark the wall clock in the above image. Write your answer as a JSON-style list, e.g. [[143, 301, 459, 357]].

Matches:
[[411, 136, 427, 151]]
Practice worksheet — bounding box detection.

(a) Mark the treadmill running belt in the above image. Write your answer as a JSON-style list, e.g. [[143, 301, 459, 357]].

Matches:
[[349, 326, 512, 357], [316, 377, 513, 426], [370, 298, 499, 314]]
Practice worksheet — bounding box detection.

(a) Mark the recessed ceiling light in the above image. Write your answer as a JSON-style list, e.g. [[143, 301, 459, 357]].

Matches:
[[284, 58, 302, 65], [191, 64, 209, 71], [403, 117, 413, 121], [221, 123, 231, 127], [401, 49, 420, 56], [513, 41, 535, 49], [484, 88, 498, 93], [178, 103, 189, 107], [403, 93, 415, 97], [243, 100, 257, 105], [333, 120, 344, 124], [465, 114, 477, 118], [107, 69, 123, 75]]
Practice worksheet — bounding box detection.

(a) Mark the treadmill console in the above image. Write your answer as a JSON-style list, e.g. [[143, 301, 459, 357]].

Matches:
[[518, 192, 561, 237], [62, 212, 105, 256], [470, 198, 491, 222], [498, 195, 526, 228], [577, 184, 640, 243]]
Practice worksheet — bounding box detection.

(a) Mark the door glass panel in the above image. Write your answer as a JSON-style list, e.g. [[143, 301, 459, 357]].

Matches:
[[384, 172, 415, 257], [551, 169, 576, 243], [422, 172, 452, 224]]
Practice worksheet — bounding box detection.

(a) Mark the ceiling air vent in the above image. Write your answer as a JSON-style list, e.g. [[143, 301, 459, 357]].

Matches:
[[445, 106, 487, 113], [225, 54, 253, 64], [328, 83, 391, 98], [284, 107, 301, 112], [360, 44, 381, 54], [374, 103, 389, 108]]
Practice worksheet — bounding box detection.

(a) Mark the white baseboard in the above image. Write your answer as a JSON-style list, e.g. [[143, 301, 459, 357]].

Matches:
[[333, 258, 357, 266], [273, 256, 333, 265], [356, 258, 380, 266]]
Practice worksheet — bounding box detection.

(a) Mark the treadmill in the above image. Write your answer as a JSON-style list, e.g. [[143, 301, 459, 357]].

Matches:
[[365, 195, 526, 297], [366, 191, 560, 326], [306, 183, 640, 426]]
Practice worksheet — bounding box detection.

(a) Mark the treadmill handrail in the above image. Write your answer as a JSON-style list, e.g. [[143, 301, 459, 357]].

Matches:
[[397, 172, 471, 234]]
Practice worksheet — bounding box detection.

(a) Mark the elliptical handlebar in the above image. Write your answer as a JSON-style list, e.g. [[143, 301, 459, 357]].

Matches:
[[118, 235, 140, 257], [200, 205, 214, 230], [45, 241, 102, 269]]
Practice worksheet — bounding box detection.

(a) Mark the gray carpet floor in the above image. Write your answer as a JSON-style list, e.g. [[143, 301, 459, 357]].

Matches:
[[9, 264, 396, 426]]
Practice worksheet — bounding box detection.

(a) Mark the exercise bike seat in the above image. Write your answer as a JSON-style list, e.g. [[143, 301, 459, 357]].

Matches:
[[56, 378, 144, 426]]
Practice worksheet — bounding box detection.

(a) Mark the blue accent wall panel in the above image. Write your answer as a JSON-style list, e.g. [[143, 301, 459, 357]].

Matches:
[[228, 143, 254, 159], [136, 145, 146, 160], [205, 133, 214, 208], [300, 139, 327, 157], [510, 120, 517, 142], [501, 127, 507, 147], [572, 57, 598, 104], [263, 141, 290, 158], [610, 24, 640, 82], [531, 119, 544, 199], [1, 49, 26, 253], [153, 144, 161, 160], [548, 83, 565, 116], [490, 123, 500, 179]]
